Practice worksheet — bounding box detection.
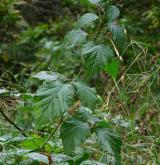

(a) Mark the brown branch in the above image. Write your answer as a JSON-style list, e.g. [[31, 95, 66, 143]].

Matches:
[[0, 108, 27, 137]]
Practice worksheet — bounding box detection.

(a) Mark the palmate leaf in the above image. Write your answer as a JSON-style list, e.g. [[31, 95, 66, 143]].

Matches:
[[60, 118, 90, 154], [64, 29, 87, 48], [96, 128, 122, 165], [77, 13, 98, 28], [73, 82, 97, 109], [82, 42, 114, 76], [107, 5, 120, 22], [35, 82, 74, 125]]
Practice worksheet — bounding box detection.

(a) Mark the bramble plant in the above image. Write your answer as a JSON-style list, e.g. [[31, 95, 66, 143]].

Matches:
[[0, 0, 127, 164], [28, 0, 125, 164]]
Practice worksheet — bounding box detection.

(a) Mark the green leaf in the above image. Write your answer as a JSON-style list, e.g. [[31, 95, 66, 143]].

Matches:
[[80, 160, 106, 165], [107, 5, 120, 22], [77, 13, 98, 28], [104, 59, 120, 78], [35, 82, 74, 125], [74, 152, 90, 164], [0, 149, 31, 164], [21, 135, 51, 152], [109, 22, 125, 50], [73, 82, 97, 109], [96, 128, 122, 164], [32, 71, 68, 81], [78, 107, 100, 123], [60, 118, 90, 154], [52, 154, 71, 164], [89, 0, 101, 5], [21, 138, 43, 150], [64, 29, 87, 48], [82, 43, 114, 76], [26, 152, 49, 164]]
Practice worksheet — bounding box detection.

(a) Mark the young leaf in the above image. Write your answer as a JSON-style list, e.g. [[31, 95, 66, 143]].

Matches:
[[21, 137, 43, 150], [32, 71, 68, 81], [107, 6, 120, 22], [73, 82, 97, 109], [104, 59, 120, 79], [95, 128, 122, 164], [60, 118, 90, 154], [82, 43, 114, 76], [64, 29, 87, 48], [109, 22, 125, 50], [20, 135, 51, 152], [35, 82, 74, 125], [77, 13, 98, 28]]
